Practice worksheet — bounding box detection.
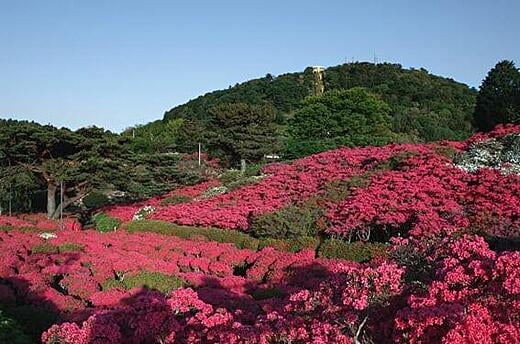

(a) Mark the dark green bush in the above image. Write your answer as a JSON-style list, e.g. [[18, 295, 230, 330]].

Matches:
[[160, 194, 193, 206], [250, 287, 287, 300], [250, 203, 323, 239], [102, 271, 187, 294], [6, 305, 58, 342], [219, 169, 262, 192], [0, 310, 32, 344], [318, 239, 388, 262], [83, 191, 109, 209], [93, 213, 121, 233]]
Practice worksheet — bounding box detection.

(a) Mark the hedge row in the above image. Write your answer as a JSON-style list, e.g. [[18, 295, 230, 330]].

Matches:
[[123, 220, 387, 262]]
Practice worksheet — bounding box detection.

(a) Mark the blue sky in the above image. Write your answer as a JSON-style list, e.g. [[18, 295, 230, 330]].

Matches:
[[1, 0, 519, 132]]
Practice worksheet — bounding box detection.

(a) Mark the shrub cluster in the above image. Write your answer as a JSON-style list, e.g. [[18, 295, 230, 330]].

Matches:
[[92, 213, 121, 233], [102, 271, 187, 294], [318, 239, 388, 262]]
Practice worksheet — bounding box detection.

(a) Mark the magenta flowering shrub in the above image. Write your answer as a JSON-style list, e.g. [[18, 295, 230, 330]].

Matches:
[[326, 129, 520, 241], [393, 235, 520, 343], [149, 144, 435, 229], [2, 125, 520, 343]]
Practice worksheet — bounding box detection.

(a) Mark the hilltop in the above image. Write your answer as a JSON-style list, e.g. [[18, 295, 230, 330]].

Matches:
[[159, 62, 476, 143]]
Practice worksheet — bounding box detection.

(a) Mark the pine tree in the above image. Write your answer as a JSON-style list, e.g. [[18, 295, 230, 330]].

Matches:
[[474, 60, 520, 131]]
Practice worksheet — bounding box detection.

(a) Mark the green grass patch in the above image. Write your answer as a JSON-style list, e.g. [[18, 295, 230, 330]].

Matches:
[[93, 213, 121, 233], [32, 243, 59, 254], [124, 220, 260, 250], [102, 271, 187, 294], [32, 242, 85, 254], [160, 194, 193, 206]]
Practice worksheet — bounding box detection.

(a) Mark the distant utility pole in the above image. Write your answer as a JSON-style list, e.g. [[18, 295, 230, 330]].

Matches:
[[60, 180, 64, 230], [8, 184, 12, 216], [198, 143, 201, 166]]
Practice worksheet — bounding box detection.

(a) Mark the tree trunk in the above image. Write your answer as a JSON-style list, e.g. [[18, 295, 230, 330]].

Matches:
[[51, 193, 85, 220], [47, 183, 57, 219]]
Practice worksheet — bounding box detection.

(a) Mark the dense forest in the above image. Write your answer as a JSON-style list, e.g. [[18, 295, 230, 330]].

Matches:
[[146, 62, 477, 158]]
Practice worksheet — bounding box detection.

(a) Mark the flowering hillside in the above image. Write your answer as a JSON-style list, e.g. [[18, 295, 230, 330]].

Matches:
[[0, 125, 519, 343], [104, 125, 519, 242]]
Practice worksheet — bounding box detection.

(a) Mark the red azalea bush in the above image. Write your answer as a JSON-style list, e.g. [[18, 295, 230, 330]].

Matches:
[[149, 144, 436, 229], [392, 234, 520, 343], [104, 180, 220, 222]]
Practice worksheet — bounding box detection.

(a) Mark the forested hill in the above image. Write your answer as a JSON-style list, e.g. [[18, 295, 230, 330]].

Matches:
[[162, 62, 477, 142]]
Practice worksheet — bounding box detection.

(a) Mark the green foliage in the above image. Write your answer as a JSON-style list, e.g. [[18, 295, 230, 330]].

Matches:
[[250, 287, 287, 300], [206, 103, 282, 165], [250, 203, 323, 239], [102, 271, 187, 294], [124, 220, 260, 250], [318, 239, 388, 262], [32, 243, 59, 254], [7, 304, 58, 342], [288, 88, 395, 152], [160, 62, 476, 158], [122, 118, 184, 154], [31, 242, 84, 254], [284, 137, 352, 159], [57, 242, 85, 253], [82, 191, 109, 209], [93, 213, 121, 233], [0, 310, 32, 344], [219, 169, 263, 192], [160, 194, 193, 206], [473, 60, 520, 131]]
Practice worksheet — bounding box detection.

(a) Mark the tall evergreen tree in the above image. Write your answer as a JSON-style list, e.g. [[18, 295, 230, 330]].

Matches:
[[206, 103, 281, 166], [473, 60, 520, 131]]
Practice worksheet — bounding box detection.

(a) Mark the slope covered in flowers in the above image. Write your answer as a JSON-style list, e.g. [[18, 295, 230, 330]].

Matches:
[[103, 125, 520, 243], [1, 125, 519, 343]]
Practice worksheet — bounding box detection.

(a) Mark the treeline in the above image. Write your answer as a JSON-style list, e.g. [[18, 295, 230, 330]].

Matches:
[[0, 121, 214, 217]]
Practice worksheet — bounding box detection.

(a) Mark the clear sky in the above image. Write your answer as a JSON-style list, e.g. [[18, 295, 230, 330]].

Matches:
[[1, 0, 519, 132]]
